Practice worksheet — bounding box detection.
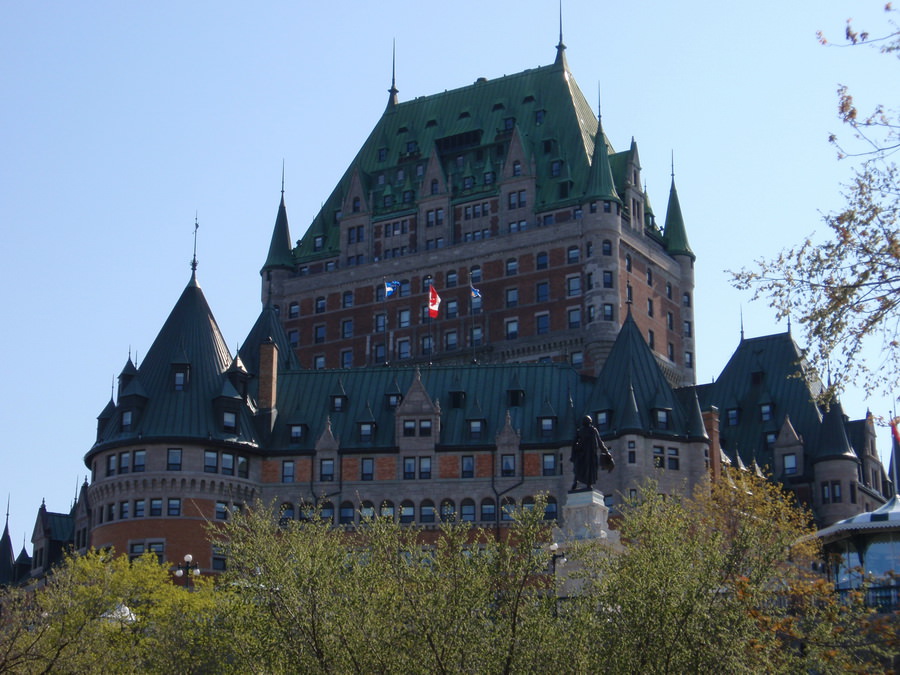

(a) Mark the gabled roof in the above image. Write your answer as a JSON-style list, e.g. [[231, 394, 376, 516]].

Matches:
[[239, 303, 301, 383]]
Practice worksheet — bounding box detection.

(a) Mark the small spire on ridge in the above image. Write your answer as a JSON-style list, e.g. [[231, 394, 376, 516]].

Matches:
[[387, 40, 399, 109], [191, 214, 199, 273], [554, 1, 567, 66]]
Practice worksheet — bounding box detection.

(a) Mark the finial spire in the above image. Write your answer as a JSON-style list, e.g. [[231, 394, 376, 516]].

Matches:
[[554, 1, 567, 66], [740, 306, 745, 341], [281, 160, 285, 197], [671, 150, 675, 179], [191, 214, 199, 273], [386, 40, 399, 109]]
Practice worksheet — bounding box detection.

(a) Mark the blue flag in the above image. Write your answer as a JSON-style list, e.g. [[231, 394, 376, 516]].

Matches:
[[385, 280, 401, 297], [471, 286, 481, 299]]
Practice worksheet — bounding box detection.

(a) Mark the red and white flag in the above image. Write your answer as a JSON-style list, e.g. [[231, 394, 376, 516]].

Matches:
[[428, 285, 441, 318]]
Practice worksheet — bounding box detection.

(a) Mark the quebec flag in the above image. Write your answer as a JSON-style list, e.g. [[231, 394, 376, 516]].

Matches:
[[471, 286, 482, 299], [384, 280, 401, 297]]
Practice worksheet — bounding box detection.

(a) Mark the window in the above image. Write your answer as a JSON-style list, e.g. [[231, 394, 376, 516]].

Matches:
[[420, 500, 436, 523], [150, 498, 163, 517], [648, 330, 655, 349], [314, 325, 326, 344], [667, 447, 680, 470], [221, 453, 234, 476], [540, 417, 555, 438], [760, 403, 773, 422], [543, 453, 557, 476], [359, 423, 374, 442], [397, 338, 411, 360], [626, 284, 633, 303], [419, 457, 432, 480], [288, 330, 299, 347], [501, 498, 516, 521], [647, 299, 654, 317], [683, 320, 692, 337], [536, 313, 550, 334], [628, 450, 636, 464], [445, 299, 458, 318], [440, 500, 455, 522], [567, 308, 581, 329], [431, 179, 440, 195], [400, 501, 415, 524], [512, 160, 522, 176], [174, 370, 187, 391], [506, 258, 518, 276], [204, 450, 218, 473], [505, 287, 519, 308], [566, 276, 581, 296], [167, 498, 181, 517], [446, 270, 458, 287], [106, 454, 116, 477], [461, 455, 474, 478], [822, 482, 831, 504], [361, 458, 374, 481], [602, 270, 614, 289], [666, 282, 673, 299], [727, 409, 739, 426], [341, 319, 353, 338], [602, 239, 612, 256], [831, 481, 842, 503], [469, 419, 484, 440], [339, 501, 354, 525], [167, 448, 182, 471], [419, 420, 432, 437], [398, 309, 411, 328], [667, 343, 675, 360], [403, 457, 416, 479], [567, 246, 579, 264], [460, 500, 476, 522], [470, 324, 483, 346], [603, 304, 614, 321], [505, 319, 518, 340], [501, 454, 515, 477], [653, 446, 665, 468], [783, 453, 797, 475], [625, 254, 632, 272], [216, 501, 228, 520], [282, 460, 295, 483], [536, 281, 549, 302], [320, 458, 334, 482], [314, 355, 325, 370], [223, 411, 237, 433], [134, 499, 145, 518], [685, 351, 694, 368], [646, 268, 653, 286], [683, 292, 692, 307], [121, 410, 132, 431], [342, 291, 353, 308], [655, 410, 670, 430], [237, 456, 248, 478], [470, 266, 482, 283], [571, 351, 584, 368]]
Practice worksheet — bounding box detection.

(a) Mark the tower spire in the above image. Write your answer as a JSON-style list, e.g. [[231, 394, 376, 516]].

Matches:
[[554, 1, 568, 68], [191, 214, 199, 273], [386, 40, 399, 109], [281, 160, 285, 197]]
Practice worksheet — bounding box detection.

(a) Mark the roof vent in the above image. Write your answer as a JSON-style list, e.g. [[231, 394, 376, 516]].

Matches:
[[475, 77, 487, 84]]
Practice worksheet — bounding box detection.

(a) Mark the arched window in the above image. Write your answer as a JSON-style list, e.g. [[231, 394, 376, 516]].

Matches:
[[360, 501, 375, 520], [440, 499, 455, 522], [544, 497, 558, 521], [320, 501, 335, 523], [339, 501, 355, 525], [380, 501, 395, 520], [460, 499, 476, 522], [279, 502, 295, 526], [420, 500, 436, 524], [481, 498, 496, 522], [400, 500, 415, 524], [501, 497, 516, 521]]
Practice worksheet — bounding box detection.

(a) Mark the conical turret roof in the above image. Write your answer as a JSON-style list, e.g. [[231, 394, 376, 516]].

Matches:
[[663, 178, 695, 260], [261, 194, 295, 273]]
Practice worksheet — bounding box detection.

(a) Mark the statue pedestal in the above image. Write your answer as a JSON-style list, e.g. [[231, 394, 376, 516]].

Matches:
[[558, 489, 617, 543]]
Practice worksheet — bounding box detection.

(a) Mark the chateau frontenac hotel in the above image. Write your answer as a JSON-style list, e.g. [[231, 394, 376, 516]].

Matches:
[[2, 35, 893, 583]]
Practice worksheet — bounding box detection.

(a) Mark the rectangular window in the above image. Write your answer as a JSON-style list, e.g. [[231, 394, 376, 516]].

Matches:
[[167, 448, 182, 471], [134, 499, 145, 518], [314, 325, 326, 344], [505, 319, 518, 340], [419, 456, 432, 480], [602, 270, 613, 288], [469, 420, 483, 439], [132, 449, 145, 472], [403, 420, 416, 437], [106, 454, 116, 477], [444, 330, 458, 350], [361, 458, 374, 481], [568, 308, 581, 329], [237, 456, 248, 478], [566, 276, 581, 297], [320, 458, 334, 482], [603, 304, 614, 321], [419, 420, 432, 437], [205, 450, 218, 473], [106, 503, 115, 521], [375, 313, 387, 332], [760, 403, 773, 422], [461, 455, 474, 478], [282, 460, 295, 483], [536, 281, 549, 302], [536, 313, 550, 334], [167, 498, 181, 517], [501, 454, 515, 477], [398, 309, 411, 328], [783, 453, 797, 475], [119, 452, 130, 474], [403, 457, 416, 480], [542, 453, 557, 476], [119, 501, 129, 519], [216, 501, 228, 520], [627, 450, 636, 464], [223, 411, 237, 433], [290, 425, 304, 442], [221, 453, 234, 476], [150, 499, 162, 517], [653, 447, 664, 469], [506, 287, 519, 308], [667, 447, 680, 471], [831, 481, 842, 503], [822, 482, 831, 504]]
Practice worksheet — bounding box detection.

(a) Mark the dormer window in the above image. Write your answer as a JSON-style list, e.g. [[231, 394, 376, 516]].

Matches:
[[290, 424, 305, 443], [596, 411, 611, 432], [314, 235, 325, 251], [386, 393, 402, 409], [760, 403, 773, 422], [469, 419, 484, 440], [503, 117, 515, 130], [174, 370, 187, 391], [727, 409, 740, 426], [512, 160, 522, 176], [121, 410, 133, 432], [451, 391, 466, 409], [655, 410, 670, 430], [331, 395, 347, 412], [539, 417, 555, 438], [223, 411, 237, 434], [508, 390, 524, 407], [359, 423, 375, 442], [377, 148, 387, 162]]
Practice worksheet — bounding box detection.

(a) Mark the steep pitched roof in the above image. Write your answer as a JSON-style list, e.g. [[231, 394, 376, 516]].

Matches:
[[663, 178, 694, 260], [589, 308, 691, 438], [0, 519, 15, 585], [261, 194, 295, 273], [814, 400, 859, 463], [93, 273, 257, 450]]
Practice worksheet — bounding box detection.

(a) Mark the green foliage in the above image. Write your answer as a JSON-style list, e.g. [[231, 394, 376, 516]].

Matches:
[[732, 5, 900, 401], [1, 486, 894, 673]]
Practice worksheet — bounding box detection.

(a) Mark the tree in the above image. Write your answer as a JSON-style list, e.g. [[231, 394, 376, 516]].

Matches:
[[732, 5, 900, 401], [565, 474, 895, 673]]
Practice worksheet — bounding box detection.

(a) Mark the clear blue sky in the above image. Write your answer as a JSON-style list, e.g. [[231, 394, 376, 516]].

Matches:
[[0, 1, 893, 549]]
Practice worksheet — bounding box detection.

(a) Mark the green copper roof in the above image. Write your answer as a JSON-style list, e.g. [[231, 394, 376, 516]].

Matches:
[[292, 53, 608, 263], [262, 195, 295, 273], [814, 401, 859, 464], [585, 114, 620, 203], [663, 178, 695, 260]]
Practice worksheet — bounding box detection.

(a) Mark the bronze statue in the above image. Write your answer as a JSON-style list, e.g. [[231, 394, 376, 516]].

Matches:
[[570, 415, 614, 491]]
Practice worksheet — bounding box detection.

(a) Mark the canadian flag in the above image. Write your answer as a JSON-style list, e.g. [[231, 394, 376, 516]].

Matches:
[[428, 285, 441, 318]]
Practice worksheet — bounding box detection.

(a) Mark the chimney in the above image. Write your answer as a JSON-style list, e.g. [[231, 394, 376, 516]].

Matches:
[[702, 406, 721, 481], [258, 338, 278, 431]]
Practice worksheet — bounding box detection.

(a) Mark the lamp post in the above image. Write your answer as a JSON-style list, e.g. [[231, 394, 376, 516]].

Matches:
[[174, 553, 201, 589]]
